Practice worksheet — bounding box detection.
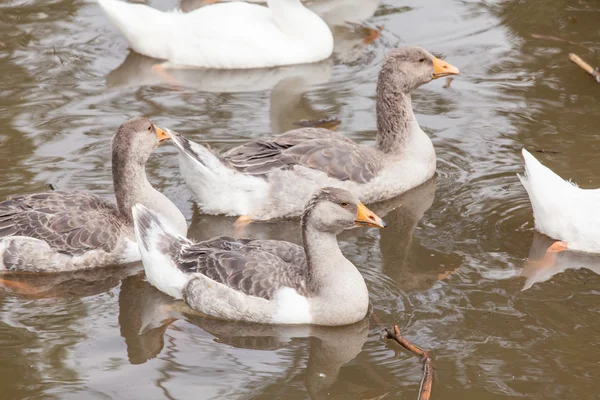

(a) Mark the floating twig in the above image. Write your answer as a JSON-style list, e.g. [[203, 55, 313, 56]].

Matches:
[[531, 34, 595, 53], [443, 77, 454, 89], [384, 324, 434, 400], [569, 53, 600, 82]]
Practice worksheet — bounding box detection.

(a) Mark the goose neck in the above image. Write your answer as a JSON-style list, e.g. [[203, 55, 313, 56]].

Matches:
[[375, 80, 415, 154]]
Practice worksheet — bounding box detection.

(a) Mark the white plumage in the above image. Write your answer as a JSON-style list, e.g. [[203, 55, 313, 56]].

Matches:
[[97, 0, 333, 69], [519, 148, 600, 253], [132, 204, 190, 299]]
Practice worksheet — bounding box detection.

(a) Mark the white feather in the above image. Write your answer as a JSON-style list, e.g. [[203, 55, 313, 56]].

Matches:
[[519, 148, 600, 252], [174, 119, 435, 219], [97, 0, 333, 69], [132, 205, 189, 299], [271, 287, 312, 324]]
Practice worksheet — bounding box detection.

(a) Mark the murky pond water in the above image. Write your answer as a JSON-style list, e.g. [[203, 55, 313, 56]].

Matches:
[[1, 0, 600, 398]]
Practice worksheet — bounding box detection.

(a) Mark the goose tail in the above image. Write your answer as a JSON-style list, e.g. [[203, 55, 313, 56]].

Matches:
[[167, 129, 231, 179], [518, 149, 578, 231], [519, 148, 576, 196], [98, 0, 176, 60], [132, 204, 190, 299]]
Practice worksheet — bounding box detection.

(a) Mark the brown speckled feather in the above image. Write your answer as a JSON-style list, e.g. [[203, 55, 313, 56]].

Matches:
[[0, 191, 124, 257], [176, 237, 308, 300], [221, 128, 383, 183]]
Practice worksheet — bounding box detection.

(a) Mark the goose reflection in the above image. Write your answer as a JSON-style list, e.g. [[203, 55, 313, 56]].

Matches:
[[0, 263, 141, 298], [106, 52, 333, 133], [521, 232, 600, 291], [118, 273, 387, 398]]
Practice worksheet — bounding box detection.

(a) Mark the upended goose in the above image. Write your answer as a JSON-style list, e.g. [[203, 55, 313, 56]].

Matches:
[[0, 118, 186, 272], [97, 0, 333, 69], [519, 149, 600, 254], [168, 46, 459, 220], [132, 187, 386, 326]]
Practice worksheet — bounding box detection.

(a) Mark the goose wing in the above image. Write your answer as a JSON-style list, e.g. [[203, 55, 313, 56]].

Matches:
[[176, 236, 308, 300], [222, 128, 383, 183], [0, 192, 123, 256]]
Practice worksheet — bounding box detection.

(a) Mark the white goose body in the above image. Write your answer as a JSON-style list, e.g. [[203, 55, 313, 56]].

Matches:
[[97, 0, 333, 69], [519, 148, 600, 253], [132, 188, 386, 326]]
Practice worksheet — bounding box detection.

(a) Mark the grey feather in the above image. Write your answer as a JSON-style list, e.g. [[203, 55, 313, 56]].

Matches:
[[0, 191, 124, 257], [221, 128, 383, 183], [176, 237, 308, 301]]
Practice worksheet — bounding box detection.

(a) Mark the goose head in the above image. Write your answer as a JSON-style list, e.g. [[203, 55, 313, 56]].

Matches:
[[111, 117, 171, 166], [379, 46, 460, 93], [302, 187, 387, 234]]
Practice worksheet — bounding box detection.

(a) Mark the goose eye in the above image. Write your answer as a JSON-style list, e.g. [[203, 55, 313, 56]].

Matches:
[[339, 202, 348, 207], [148, 125, 152, 131], [419, 58, 425, 63]]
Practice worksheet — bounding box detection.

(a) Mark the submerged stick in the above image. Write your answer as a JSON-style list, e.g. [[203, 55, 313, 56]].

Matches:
[[531, 34, 595, 52], [569, 53, 600, 82], [384, 325, 434, 400]]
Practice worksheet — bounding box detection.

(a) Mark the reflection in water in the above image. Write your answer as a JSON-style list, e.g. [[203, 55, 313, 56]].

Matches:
[[0, 263, 139, 399], [374, 177, 462, 293], [521, 232, 600, 291], [106, 52, 333, 134], [118, 273, 385, 399]]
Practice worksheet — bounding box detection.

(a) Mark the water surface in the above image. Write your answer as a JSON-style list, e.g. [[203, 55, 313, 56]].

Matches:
[[1, 0, 600, 399]]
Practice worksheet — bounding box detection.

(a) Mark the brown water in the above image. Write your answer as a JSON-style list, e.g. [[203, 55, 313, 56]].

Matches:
[[1, 0, 600, 399]]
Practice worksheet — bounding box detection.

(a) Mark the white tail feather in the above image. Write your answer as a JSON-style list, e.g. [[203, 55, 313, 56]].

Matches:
[[98, 0, 176, 59], [132, 204, 189, 299]]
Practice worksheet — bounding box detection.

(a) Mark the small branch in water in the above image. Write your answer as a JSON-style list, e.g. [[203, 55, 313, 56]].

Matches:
[[568, 53, 600, 83], [443, 77, 454, 89], [531, 34, 595, 53], [384, 325, 434, 400]]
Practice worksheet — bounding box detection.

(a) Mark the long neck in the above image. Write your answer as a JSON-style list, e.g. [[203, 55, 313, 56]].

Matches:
[[113, 154, 151, 223], [112, 153, 188, 236], [301, 218, 369, 325], [301, 220, 351, 294], [375, 75, 415, 154]]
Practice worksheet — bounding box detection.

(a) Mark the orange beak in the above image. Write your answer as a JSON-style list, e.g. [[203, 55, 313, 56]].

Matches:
[[155, 126, 171, 143], [355, 202, 387, 228], [432, 57, 460, 79]]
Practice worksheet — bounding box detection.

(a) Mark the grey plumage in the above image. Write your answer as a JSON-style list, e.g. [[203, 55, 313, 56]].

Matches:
[[0, 117, 186, 272], [221, 128, 382, 183], [0, 192, 122, 259], [169, 46, 459, 220], [134, 187, 385, 325], [133, 202, 308, 300]]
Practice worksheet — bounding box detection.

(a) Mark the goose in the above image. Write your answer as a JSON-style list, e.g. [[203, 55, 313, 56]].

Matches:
[[519, 148, 600, 254], [97, 0, 334, 69], [0, 117, 187, 273], [132, 187, 386, 326], [167, 46, 459, 221]]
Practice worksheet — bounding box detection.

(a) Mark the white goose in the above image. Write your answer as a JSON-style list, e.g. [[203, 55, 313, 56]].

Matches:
[[97, 0, 333, 69], [519, 148, 600, 254]]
